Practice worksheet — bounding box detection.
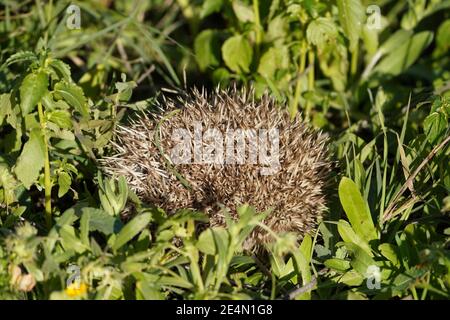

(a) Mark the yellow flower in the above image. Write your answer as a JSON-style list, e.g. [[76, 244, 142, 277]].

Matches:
[[65, 282, 88, 297]]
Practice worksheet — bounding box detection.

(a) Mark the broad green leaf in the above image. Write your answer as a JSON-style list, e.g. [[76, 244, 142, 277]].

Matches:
[[1, 51, 37, 69], [306, 18, 338, 48], [54, 81, 89, 117], [424, 111, 447, 144], [338, 177, 377, 242], [257, 46, 289, 78], [378, 30, 413, 55], [86, 207, 123, 235], [222, 35, 253, 73], [13, 129, 45, 189], [20, 72, 48, 116], [200, 0, 223, 18], [194, 29, 221, 71], [59, 225, 89, 254], [337, 220, 373, 256], [0, 94, 12, 126], [374, 31, 434, 76], [57, 171, 71, 198], [345, 242, 377, 276], [324, 258, 351, 271], [379, 243, 400, 266], [336, 0, 365, 51], [232, 1, 254, 22], [337, 270, 364, 286], [196, 228, 216, 255], [136, 281, 164, 300], [48, 59, 71, 81], [112, 213, 152, 251], [48, 110, 72, 129]]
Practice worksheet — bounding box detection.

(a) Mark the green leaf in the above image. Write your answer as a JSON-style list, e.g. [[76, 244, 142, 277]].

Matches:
[[374, 31, 434, 76], [80, 210, 90, 247], [59, 225, 89, 254], [54, 81, 89, 117], [337, 270, 364, 286], [194, 29, 221, 72], [196, 228, 216, 255], [13, 129, 45, 189], [57, 171, 71, 198], [293, 234, 313, 299], [232, 1, 254, 22], [20, 71, 48, 116], [0, 94, 12, 126], [324, 258, 351, 272], [306, 18, 338, 48], [257, 46, 289, 78], [345, 242, 377, 276], [85, 207, 123, 235], [48, 110, 73, 129], [200, 0, 223, 18], [336, 0, 365, 51], [338, 177, 377, 243], [48, 59, 71, 81], [222, 35, 253, 73], [379, 243, 400, 266], [112, 213, 152, 251], [424, 111, 447, 144], [1, 51, 37, 69], [337, 220, 373, 256]]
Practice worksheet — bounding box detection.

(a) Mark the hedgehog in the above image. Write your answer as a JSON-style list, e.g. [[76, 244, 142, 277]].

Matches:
[[101, 87, 332, 251]]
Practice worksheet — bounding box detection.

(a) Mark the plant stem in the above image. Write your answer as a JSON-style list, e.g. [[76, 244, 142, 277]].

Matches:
[[37, 102, 52, 229], [306, 50, 315, 120], [351, 48, 358, 77], [291, 42, 307, 118], [253, 0, 263, 59]]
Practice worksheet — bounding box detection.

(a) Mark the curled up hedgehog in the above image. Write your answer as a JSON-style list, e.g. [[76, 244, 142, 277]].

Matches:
[[102, 87, 332, 251]]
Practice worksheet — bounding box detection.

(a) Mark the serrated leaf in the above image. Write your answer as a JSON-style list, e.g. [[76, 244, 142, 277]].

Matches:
[[337, 0, 364, 51], [20, 72, 48, 116], [48, 59, 71, 81], [54, 81, 89, 117], [222, 35, 253, 73], [48, 110, 73, 129], [1, 51, 37, 69], [112, 213, 152, 251], [306, 18, 338, 48], [13, 129, 45, 189], [338, 177, 377, 243]]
